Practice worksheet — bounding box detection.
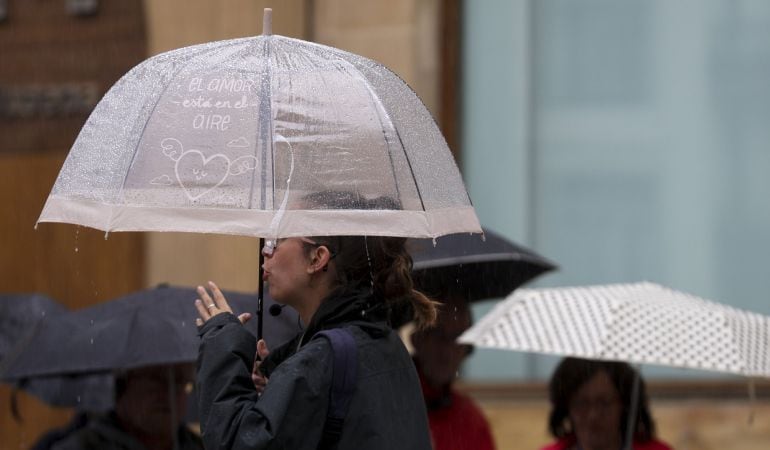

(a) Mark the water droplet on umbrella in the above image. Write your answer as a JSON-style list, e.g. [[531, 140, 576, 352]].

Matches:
[[77, 396, 81, 403], [90, 338, 94, 344]]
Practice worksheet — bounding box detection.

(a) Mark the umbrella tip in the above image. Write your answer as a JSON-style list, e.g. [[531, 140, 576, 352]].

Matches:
[[262, 8, 272, 36]]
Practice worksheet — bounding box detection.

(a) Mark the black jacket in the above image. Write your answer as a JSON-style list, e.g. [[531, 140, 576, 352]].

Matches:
[[196, 288, 432, 450]]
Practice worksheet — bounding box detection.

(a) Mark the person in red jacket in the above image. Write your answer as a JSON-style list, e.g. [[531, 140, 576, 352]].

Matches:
[[540, 358, 673, 450], [411, 293, 496, 450]]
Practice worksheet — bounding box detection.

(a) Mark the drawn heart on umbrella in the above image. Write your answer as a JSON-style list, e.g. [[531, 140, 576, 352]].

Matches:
[[160, 137, 231, 201], [175, 150, 231, 201]]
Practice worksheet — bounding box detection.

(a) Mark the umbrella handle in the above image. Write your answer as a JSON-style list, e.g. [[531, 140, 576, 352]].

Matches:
[[623, 367, 641, 450], [257, 238, 265, 343], [747, 378, 756, 425]]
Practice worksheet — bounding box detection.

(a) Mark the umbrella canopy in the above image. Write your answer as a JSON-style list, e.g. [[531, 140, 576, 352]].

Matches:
[[0, 285, 299, 408], [0, 294, 65, 359], [37, 11, 480, 240], [0, 295, 108, 410], [459, 282, 770, 377], [408, 227, 557, 301]]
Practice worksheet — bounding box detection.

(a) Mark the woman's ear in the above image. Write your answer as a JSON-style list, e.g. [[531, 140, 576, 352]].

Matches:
[[308, 245, 332, 274]]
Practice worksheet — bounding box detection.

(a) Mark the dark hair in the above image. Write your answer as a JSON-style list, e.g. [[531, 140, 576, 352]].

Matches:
[[301, 191, 437, 329], [305, 235, 437, 329], [548, 358, 656, 442]]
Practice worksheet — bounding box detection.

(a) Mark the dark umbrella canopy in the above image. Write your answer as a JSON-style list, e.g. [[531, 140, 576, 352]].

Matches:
[[0, 295, 107, 410], [0, 285, 299, 408], [408, 227, 557, 301], [0, 294, 66, 359]]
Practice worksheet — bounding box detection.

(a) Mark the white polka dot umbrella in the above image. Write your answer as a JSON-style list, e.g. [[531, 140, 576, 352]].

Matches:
[[459, 282, 770, 377]]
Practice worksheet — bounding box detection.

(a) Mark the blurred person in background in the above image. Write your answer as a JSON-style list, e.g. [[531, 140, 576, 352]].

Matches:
[[410, 292, 496, 450], [44, 362, 202, 450], [541, 358, 672, 450]]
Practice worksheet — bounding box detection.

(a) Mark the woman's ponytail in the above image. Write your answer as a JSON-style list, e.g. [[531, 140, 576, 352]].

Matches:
[[372, 236, 438, 329]]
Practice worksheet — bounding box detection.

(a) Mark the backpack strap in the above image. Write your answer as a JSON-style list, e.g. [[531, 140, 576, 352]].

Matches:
[[313, 327, 358, 450]]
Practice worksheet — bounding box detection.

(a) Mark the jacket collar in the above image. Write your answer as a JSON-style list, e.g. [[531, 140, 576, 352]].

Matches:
[[299, 287, 389, 346], [261, 288, 393, 376]]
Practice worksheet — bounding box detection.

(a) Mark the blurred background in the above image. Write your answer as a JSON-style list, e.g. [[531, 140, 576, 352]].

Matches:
[[1, 0, 769, 449]]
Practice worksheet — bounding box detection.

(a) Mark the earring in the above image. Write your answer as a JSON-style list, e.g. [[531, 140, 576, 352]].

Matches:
[[322, 265, 328, 272]]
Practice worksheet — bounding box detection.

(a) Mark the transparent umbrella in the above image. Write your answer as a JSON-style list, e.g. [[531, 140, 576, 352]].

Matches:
[[37, 9, 479, 240], [36, 9, 481, 338]]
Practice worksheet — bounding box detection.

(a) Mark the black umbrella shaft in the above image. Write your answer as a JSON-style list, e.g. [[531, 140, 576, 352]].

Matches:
[[257, 238, 265, 342]]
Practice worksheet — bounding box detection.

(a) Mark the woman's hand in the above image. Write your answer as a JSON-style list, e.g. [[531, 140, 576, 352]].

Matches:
[[252, 339, 271, 394], [194, 281, 252, 326]]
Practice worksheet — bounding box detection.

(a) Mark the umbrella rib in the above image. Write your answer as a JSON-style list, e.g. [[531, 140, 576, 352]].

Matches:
[[248, 37, 274, 213], [354, 69, 407, 209], [306, 42, 428, 211], [344, 60, 426, 212]]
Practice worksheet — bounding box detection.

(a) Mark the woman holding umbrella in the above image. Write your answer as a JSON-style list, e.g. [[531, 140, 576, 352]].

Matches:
[[194, 196, 436, 449]]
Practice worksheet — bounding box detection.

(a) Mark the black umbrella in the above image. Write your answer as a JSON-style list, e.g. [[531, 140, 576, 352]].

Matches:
[[0, 285, 299, 409], [408, 227, 557, 301], [0, 293, 66, 360], [0, 294, 107, 413]]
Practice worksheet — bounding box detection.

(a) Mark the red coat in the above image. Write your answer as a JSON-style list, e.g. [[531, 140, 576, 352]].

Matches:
[[540, 436, 673, 450], [419, 373, 496, 450]]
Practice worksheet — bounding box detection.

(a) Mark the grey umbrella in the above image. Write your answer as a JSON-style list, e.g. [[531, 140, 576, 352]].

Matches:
[[0, 293, 66, 359], [0, 295, 110, 412], [0, 285, 299, 410]]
